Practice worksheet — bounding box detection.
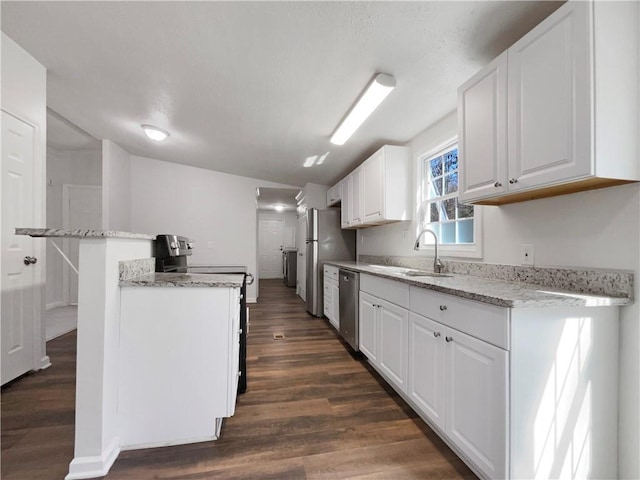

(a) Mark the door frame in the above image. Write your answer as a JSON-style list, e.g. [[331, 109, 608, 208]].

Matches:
[[1, 109, 49, 379], [62, 184, 101, 305]]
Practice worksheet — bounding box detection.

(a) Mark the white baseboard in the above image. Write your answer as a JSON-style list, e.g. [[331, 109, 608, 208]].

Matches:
[[65, 437, 120, 480], [46, 301, 66, 311]]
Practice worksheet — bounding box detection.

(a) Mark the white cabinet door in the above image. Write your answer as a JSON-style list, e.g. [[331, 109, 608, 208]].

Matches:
[[507, 1, 591, 191], [359, 291, 378, 362], [362, 150, 384, 223], [378, 298, 408, 393], [458, 53, 508, 203], [341, 174, 351, 228], [323, 276, 333, 322], [445, 328, 508, 480], [350, 168, 363, 226], [408, 312, 445, 431], [331, 281, 340, 329]]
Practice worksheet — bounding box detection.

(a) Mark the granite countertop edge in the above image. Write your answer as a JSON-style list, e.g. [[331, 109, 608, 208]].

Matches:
[[119, 272, 245, 288], [325, 261, 632, 309], [16, 228, 155, 240]]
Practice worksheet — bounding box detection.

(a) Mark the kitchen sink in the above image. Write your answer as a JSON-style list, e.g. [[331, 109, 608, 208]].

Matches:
[[403, 270, 453, 278], [366, 265, 452, 278]]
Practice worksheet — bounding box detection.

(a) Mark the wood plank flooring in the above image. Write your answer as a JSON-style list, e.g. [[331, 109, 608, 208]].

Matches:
[[1, 279, 476, 479]]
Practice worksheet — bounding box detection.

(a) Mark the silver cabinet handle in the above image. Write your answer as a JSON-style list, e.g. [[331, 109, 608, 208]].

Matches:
[[23, 256, 38, 265], [237, 371, 242, 377], [239, 329, 243, 334], [494, 181, 502, 188], [509, 178, 518, 184], [439, 305, 447, 311], [433, 332, 441, 338], [445, 336, 453, 343]]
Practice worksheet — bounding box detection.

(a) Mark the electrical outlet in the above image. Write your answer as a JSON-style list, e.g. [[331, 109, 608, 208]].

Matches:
[[207, 241, 214, 249], [521, 244, 534, 266], [402, 229, 408, 239]]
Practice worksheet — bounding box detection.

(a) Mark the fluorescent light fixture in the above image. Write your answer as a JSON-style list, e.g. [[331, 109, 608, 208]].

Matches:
[[303, 155, 318, 168], [273, 204, 285, 212], [330, 73, 396, 146], [316, 152, 330, 165], [141, 124, 170, 141]]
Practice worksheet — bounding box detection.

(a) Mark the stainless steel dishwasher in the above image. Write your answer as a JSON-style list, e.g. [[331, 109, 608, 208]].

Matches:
[[338, 269, 359, 351]]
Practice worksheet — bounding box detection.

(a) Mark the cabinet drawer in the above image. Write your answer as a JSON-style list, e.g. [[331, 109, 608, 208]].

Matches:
[[410, 287, 509, 350], [361, 273, 409, 308], [324, 265, 339, 281]]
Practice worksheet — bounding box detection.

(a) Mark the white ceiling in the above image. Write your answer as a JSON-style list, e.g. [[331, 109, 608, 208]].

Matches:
[[2, 1, 562, 187]]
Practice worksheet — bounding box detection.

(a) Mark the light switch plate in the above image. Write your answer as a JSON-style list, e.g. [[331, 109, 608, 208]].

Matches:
[[521, 244, 534, 266]]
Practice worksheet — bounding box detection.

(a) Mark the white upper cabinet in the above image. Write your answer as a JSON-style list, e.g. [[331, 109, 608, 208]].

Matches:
[[326, 181, 342, 207], [458, 53, 508, 201], [340, 175, 351, 228], [340, 168, 363, 228], [339, 145, 411, 229], [350, 167, 363, 227], [459, 1, 639, 205]]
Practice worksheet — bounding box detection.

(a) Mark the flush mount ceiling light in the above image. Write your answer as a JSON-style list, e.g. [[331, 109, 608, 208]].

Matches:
[[273, 204, 285, 212], [141, 124, 170, 141], [330, 73, 396, 146]]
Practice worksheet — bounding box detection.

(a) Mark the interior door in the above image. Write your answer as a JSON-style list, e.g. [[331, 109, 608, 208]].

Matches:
[[258, 219, 284, 279], [1, 111, 37, 384], [63, 185, 102, 304]]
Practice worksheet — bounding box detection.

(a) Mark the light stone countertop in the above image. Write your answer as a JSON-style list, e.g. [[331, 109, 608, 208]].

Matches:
[[16, 228, 155, 240], [326, 261, 633, 309], [119, 272, 244, 288]]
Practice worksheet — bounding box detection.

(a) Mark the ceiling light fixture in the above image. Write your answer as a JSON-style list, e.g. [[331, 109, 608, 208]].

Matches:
[[273, 204, 285, 212], [141, 124, 170, 141], [330, 73, 396, 146]]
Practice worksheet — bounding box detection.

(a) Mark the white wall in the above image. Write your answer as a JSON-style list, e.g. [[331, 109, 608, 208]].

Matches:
[[102, 139, 131, 231], [1, 32, 49, 370], [129, 155, 298, 302], [358, 111, 640, 478], [46, 147, 101, 308]]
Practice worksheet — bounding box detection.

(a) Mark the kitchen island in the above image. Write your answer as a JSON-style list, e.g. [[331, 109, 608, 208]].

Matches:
[[16, 229, 242, 480]]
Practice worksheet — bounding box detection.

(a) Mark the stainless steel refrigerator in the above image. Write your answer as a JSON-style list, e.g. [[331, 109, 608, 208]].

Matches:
[[305, 208, 355, 316]]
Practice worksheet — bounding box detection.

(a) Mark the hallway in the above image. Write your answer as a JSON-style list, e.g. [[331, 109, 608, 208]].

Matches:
[[1, 279, 475, 479]]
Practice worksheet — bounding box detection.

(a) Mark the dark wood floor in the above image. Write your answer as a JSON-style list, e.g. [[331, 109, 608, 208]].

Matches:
[[1, 279, 476, 479]]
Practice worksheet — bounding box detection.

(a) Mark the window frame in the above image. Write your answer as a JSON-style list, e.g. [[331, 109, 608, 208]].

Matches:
[[416, 136, 483, 259]]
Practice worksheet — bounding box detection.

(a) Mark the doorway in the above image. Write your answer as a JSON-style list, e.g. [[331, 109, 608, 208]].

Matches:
[[255, 187, 301, 296]]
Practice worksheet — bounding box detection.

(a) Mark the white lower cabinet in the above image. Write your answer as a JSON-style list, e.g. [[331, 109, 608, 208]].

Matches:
[[323, 265, 339, 330], [444, 325, 508, 479], [359, 291, 379, 363], [408, 313, 445, 430], [359, 277, 618, 479], [408, 312, 508, 478], [359, 275, 410, 394], [378, 299, 408, 393]]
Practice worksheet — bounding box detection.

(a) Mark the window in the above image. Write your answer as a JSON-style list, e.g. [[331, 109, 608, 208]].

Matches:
[[418, 138, 482, 257]]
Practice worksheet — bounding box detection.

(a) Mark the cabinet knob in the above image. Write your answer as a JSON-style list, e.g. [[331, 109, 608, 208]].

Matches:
[[494, 181, 502, 188], [439, 305, 447, 311], [445, 336, 454, 343], [237, 371, 242, 377], [509, 177, 519, 184], [433, 332, 441, 338], [23, 256, 38, 265], [238, 329, 243, 334]]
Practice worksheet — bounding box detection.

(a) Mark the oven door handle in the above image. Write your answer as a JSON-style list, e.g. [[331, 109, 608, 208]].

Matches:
[[246, 273, 255, 285]]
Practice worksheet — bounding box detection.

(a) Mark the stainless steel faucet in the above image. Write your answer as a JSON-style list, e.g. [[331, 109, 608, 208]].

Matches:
[[414, 228, 444, 274]]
